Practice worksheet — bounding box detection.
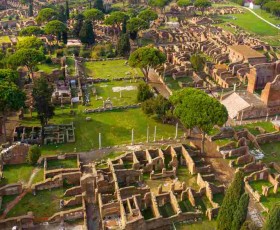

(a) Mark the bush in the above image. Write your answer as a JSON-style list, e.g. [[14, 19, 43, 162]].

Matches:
[[137, 83, 153, 102], [27, 145, 41, 165], [56, 49, 64, 58], [45, 56, 52, 64]]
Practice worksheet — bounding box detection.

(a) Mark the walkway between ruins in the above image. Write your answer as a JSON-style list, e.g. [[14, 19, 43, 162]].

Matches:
[[243, 7, 280, 30], [148, 69, 171, 99]]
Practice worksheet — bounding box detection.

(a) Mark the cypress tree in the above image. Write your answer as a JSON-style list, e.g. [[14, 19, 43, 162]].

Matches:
[[28, 0, 33, 17], [231, 193, 250, 230], [122, 18, 127, 34], [94, 0, 104, 12], [73, 14, 84, 37], [62, 31, 68, 44], [65, 0, 70, 20], [263, 204, 280, 230], [116, 33, 130, 57], [79, 20, 95, 45], [217, 171, 245, 230]]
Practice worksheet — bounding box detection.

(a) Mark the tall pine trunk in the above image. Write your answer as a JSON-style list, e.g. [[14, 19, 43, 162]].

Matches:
[[201, 131, 205, 154]]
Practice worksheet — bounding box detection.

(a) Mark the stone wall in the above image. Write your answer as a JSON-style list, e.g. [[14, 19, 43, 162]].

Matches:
[[0, 212, 34, 229], [0, 183, 22, 196]]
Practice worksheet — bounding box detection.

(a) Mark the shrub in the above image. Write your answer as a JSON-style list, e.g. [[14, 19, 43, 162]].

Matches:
[[137, 83, 153, 102], [27, 145, 41, 165]]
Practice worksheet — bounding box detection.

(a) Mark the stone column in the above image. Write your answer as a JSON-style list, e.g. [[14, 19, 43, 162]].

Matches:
[[131, 129, 134, 145], [154, 126, 157, 142], [99, 133, 101, 149], [147, 126, 149, 143]]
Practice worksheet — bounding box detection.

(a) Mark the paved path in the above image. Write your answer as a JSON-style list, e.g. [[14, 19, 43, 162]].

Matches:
[[243, 7, 280, 30]]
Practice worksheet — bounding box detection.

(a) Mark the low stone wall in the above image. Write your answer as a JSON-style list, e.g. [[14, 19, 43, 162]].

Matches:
[[48, 206, 84, 223], [64, 186, 82, 196], [63, 194, 83, 208], [45, 168, 80, 179], [84, 104, 141, 114], [0, 212, 34, 229], [223, 146, 249, 159], [256, 132, 280, 144], [150, 168, 176, 180], [0, 183, 22, 196]]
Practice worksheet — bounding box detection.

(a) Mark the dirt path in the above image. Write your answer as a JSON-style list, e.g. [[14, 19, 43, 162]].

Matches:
[[27, 168, 41, 188]]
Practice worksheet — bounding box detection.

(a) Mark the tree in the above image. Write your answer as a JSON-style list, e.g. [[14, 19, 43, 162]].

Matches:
[[45, 20, 67, 43], [177, 0, 192, 12], [104, 11, 129, 29], [149, 0, 169, 13], [128, 46, 166, 81], [0, 69, 19, 83], [94, 0, 104, 12], [65, 0, 70, 20], [137, 82, 154, 102], [142, 95, 172, 123], [73, 14, 84, 37], [19, 26, 43, 36], [190, 54, 205, 72], [127, 17, 149, 40], [263, 204, 280, 230], [231, 193, 250, 230], [217, 171, 245, 230], [8, 48, 45, 79], [170, 88, 228, 152], [83, 8, 104, 22], [36, 8, 57, 24], [16, 36, 43, 50], [138, 9, 158, 22], [194, 0, 212, 15], [57, 5, 66, 23], [32, 77, 55, 144], [79, 20, 95, 45], [116, 34, 130, 57], [28, 0, 33, 17], [27, 145, 41, 165], [0, 81, 25, 141]]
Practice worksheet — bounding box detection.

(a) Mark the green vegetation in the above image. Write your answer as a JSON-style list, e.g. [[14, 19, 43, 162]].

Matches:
[[261, 142, 280, 164], [179, 199, 195, 213], [234, 121, 276, 136], [177, 165, 199, 189], [21, 107, 182, 155], [216, 10, 280, 45], [158, 202, 175, 217], [47, 158, 77, 170], [66, 57, 75, 76], [84, 60, 143, 79], [263, 203, 280, 230], [164, 76, 193, 91], [175, 220, 216, 230], [250, 180, 272, 194], [0, 36, 11, 44], [37, 63, 60, 74], [141, 207, 154, 220], [212, 193, 224, 205], [261, 192, 280, 211], [1, 164, 34, 186], [7, 187, 75, 220]]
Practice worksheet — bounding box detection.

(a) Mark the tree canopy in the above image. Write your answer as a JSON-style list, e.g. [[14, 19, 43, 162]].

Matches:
[[128, 46, 166, 81], [104, 11, 129, 27], [83, 8, 104, 22], [0, 69, 19, 83], [194, 0, 212, 14], [32, 77, 55, 143], [16, 36, 44, 50], [36, 8, 57, 24], [27, 145, 41, 165], [116, 33, 130, 57], [44, 20, 67, 36], [138, 9, 158, 22], [19, 26, 44, 36], [170, 88, 228, 152], [190, 54, 205, 72], [79, 20, 95, 45], [217, 171, 246, 230], [8, 48, 45, 78], [127, 17, 149, 40], [177, 0, 192, 10]]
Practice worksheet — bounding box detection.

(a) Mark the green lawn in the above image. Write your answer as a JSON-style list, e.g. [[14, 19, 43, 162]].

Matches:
[[175, 220, 217, 230], [0, 36, 10, 44], [250, 180, 272, 194], [20, 107, 183, 155], [37, 63, 61, 74], [164, 76, 193, 92], [0, 164, 34, 186], [7, 187, 69, 220], [0, 195, 18, 214], [84, 60, 143, 79], [261, 192, 280, 211], [177, 165, 199, 189], [260, 142, 280, 164], [178, 199, 195, 213], [47, 158, 78, 170], [216, 10, 280, 45], [234, 122, 276, 136], [90, 80, 139, 108], [214, 138, 235, 147]]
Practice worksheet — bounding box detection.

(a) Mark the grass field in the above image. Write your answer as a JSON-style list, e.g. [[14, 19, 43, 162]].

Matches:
[[234, 121, 277, 136], [84, 60, 143, 79], [1, 164, 34, 186], [37, 63, 61, 74], [66, 57, 75, 76], [7, 187, 72, 220], [175, 220, 217, 230], [47, 158, 77, 170], [260, 142, 280, 164], [20, 107, 183, 155], [250, 180, 272, 194], [89, 80, 139, 108], [216, 10, 280, 46]]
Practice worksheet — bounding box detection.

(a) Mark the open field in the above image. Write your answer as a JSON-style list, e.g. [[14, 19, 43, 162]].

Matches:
[[175, 220, 216, 230], [37, 63, 61, 74], [84, 60, 143, 79], [20, 107, 183, 155], [216, 10, 280, 46], [47, 158, 78, 170]]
